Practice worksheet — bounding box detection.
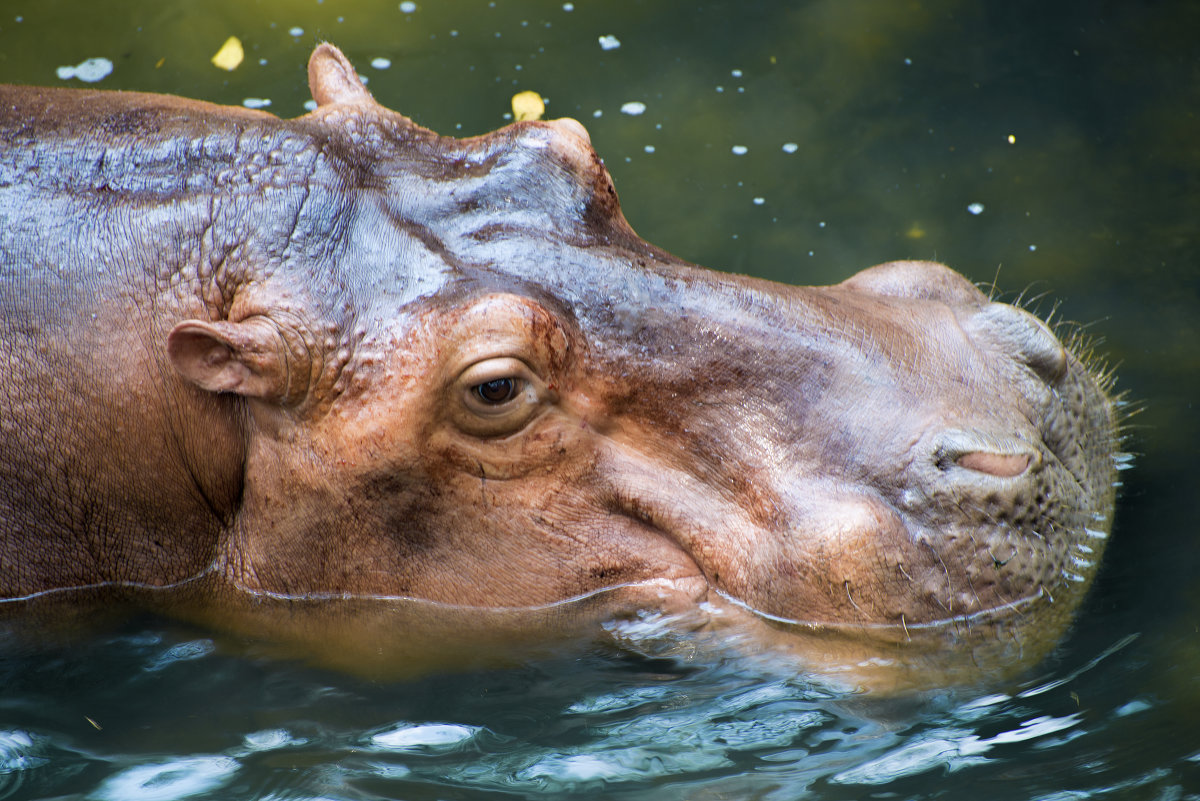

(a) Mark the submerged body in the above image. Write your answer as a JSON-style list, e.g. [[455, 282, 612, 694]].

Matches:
[[0, 45, 1119, 684]]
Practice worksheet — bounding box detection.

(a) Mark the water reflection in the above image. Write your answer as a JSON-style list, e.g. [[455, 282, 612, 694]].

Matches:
[[3, 618, 1194, 800]]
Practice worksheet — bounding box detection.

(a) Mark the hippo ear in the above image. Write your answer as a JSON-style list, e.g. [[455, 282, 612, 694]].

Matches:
[[167, 319, 293, 403], [308, 43, 376, 107]]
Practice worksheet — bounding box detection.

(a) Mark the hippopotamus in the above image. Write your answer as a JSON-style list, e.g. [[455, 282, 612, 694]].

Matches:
[[0, 45, 1119, 684]]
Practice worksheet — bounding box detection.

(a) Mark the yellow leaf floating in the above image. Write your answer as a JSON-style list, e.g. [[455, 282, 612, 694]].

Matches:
[[511, 90, 545, 122], [211, 36, 244, 71]]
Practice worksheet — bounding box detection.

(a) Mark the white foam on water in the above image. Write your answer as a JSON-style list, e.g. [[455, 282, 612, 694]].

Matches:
[[56, 57, 113, 83]]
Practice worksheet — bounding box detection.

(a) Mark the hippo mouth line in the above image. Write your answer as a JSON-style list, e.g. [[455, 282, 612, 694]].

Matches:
[[712, 585, 1048, 633]]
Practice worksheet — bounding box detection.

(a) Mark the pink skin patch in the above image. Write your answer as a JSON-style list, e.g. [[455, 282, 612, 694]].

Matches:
[[956, 451, 1031, 478]]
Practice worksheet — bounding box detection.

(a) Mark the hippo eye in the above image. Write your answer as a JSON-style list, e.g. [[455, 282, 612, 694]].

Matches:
[[454, 356, 549, 435], [474, 377, 519, 405]]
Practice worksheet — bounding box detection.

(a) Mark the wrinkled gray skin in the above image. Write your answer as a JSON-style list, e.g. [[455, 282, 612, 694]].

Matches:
[[0, 45, 1119, 683]]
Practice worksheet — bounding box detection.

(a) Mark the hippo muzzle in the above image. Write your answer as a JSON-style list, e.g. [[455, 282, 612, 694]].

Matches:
[[0, 44, 1121, 677]]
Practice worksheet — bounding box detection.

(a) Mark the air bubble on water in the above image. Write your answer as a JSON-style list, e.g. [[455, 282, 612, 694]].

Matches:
[[243, 98, 272, 109], [1029, 244, 1037, 251], [592, 109, 603, 118], [967, 202, 984, 215], [731, 145, 748, 155], [620, 101, 646, 115], [371, 57, 392, 69], [288, 26, 304, 36], [644, 145, 655, 153], [56, 57, 113, 83], [563, 2, 574, 10], [598, 35, 621, 50], [782, 142, 799, 153], [146, 639, 215, 671], [753, 197, 765, 205], [731, 68, 743, 77], [303, 99, 318, 111], [399, 1, 417, 12]]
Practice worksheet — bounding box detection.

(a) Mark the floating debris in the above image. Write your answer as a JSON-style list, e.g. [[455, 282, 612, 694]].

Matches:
[[512, 90, 545, 121], [56, 57, 113, 82], [211, 37, 243, 71]]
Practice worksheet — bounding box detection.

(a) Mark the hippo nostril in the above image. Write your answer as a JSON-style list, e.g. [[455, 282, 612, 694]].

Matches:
[[935, 431, 1039, 480], [956, 451, 1031, 478], [964, 303, 1068, 385]]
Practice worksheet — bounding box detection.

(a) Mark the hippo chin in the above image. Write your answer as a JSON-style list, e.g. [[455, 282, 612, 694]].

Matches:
[[0, 45, 1120, 685]]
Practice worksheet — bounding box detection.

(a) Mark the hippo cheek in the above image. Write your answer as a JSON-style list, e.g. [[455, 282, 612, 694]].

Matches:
[[711, 492, 928, 627], [710, 485, 1049, 630]]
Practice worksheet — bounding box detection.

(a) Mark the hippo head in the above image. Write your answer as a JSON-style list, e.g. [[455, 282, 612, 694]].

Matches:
[[165, 46, 1120, 671]]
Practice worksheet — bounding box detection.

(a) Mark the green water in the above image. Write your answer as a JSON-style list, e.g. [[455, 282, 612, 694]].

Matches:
[[1, 1, 1197, 798]]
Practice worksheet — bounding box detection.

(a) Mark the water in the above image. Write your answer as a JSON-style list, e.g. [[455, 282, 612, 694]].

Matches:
[[2, 0, 1197, 798]]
